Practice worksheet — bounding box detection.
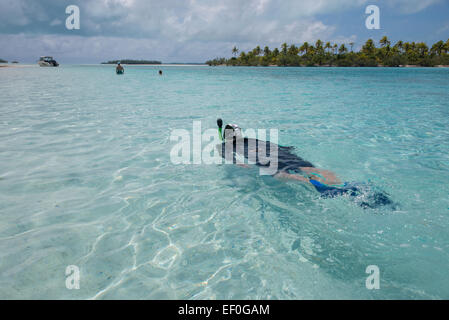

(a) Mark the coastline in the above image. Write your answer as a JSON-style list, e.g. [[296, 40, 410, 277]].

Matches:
[[210, 64, 449, 68], [121, 64, 208, 67], [207, 38, 449, 67], [0, 64, 35, 68], [2, 64, 447, 69]]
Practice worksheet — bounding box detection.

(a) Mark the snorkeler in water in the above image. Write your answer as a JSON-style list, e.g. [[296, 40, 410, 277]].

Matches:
[[216, 118, 395, 209]]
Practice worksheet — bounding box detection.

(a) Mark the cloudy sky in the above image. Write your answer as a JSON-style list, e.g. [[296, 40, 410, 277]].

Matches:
[[0, 0, 448, 63]]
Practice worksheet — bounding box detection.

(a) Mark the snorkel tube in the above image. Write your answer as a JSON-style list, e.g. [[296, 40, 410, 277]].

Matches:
[[217, 118, 224, 141]]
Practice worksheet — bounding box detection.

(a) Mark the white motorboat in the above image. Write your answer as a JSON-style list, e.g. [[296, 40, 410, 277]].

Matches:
[[38, 56, 59, 67]]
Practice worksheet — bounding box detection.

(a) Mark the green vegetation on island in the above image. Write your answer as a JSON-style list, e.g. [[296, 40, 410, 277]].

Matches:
[[206, 37, 449, 67], [0, 59, 8, 63], [101, 59, 161, 65]]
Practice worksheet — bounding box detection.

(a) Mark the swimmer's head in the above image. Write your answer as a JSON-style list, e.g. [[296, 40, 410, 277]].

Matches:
[[224, 123, 242, 140]]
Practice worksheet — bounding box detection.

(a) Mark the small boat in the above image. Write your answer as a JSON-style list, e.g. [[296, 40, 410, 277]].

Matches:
[[38, 56, 59, 67]]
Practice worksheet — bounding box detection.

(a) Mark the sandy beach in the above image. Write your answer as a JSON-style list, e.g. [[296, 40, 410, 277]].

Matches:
[[0, 64, 35, 68]]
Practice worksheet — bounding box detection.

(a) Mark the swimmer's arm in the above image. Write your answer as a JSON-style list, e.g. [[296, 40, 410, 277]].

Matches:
[[216, 143, 238, 164], [215, 144, 251, 169], [274, 171, 311, 184]]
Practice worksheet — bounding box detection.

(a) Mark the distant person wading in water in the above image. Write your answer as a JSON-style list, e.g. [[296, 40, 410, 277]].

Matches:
[[116, 62, 124, 74]]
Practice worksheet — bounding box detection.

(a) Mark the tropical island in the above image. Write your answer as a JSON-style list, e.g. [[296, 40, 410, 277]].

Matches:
[[101, 59, 161, 65], [0, 59, 8, 63], [206, 37, 449, 67]]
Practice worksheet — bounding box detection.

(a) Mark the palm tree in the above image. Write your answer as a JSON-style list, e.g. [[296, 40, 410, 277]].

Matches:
[[362, 39, 376, 55], [338, 44, 348, 55], [281, 43, 288, 55], [349, 42, 355, 52], [299, 42, 310, 55], [288, 44, 299, 56], [314, 40, 325, 64], [263, 46, 271, 57], [333, 44, 338, 55], [431, 40, 445, 56], [417, 42, 429, 57], [253, 46, 261, 56], [394, 40, 404, 53], [379, 37, 392, 59], [232, 46, 239, 57], [308, 46, 316, 56], [403, 42, 411, 53], [380, 36, 391, 48], [325, 42, 332, 54]]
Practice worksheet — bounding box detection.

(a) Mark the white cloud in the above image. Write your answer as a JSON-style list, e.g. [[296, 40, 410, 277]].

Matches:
[[0, 0, 30, 26], [0, 0, 445, 62]]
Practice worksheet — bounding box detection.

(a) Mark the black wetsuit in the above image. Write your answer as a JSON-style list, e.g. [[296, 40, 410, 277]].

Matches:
[[219, 137, 313, 174]]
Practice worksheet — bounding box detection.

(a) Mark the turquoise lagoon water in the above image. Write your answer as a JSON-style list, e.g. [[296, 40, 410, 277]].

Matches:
[[0, 65, 448, 299]]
